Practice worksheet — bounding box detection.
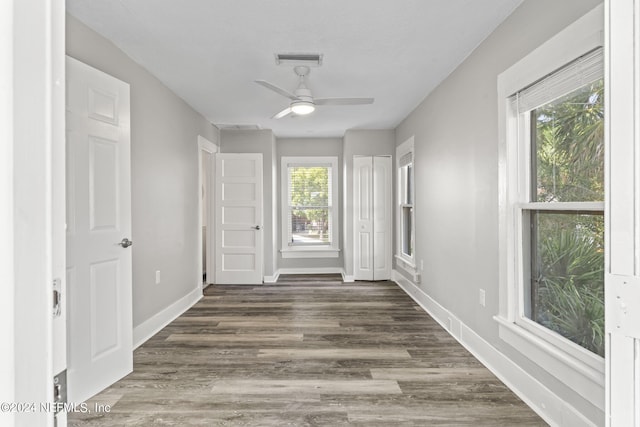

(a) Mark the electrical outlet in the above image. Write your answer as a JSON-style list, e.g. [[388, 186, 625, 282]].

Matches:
[[420, 259, 424, 271], [155, 270, 161, 285], [479, 289, 486, 307]]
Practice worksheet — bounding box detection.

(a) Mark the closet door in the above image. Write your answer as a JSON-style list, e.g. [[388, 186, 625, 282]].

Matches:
[[354, 157, 374, 280], [354, 156, 392, 281], [372, 156, 392, 280]]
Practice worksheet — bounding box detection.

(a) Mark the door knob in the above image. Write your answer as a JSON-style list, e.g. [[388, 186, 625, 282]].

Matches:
[[119, 238, 133, 248], [253, 225, 261, 230]]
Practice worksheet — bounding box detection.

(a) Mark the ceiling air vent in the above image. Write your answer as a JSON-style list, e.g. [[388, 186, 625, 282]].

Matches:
[[275, 53, 323, 67]]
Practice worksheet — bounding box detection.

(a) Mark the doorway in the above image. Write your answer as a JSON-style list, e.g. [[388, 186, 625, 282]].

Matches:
[[198, 136, 217, 288]]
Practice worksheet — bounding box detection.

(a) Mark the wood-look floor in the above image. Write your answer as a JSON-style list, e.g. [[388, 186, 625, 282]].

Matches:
[[69, 274, 546, 426]]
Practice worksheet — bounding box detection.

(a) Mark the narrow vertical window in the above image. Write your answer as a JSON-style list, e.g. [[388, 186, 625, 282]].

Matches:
[[397, 138, 415, 264]]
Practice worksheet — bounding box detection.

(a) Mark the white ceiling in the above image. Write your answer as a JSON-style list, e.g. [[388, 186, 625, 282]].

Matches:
[[66, 0, 523, 138]]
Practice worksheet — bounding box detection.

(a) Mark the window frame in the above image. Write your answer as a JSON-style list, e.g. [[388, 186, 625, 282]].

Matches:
[[280, 156, 339, 258], [396, 137, 416, 270], [496, 5, 605, 411]]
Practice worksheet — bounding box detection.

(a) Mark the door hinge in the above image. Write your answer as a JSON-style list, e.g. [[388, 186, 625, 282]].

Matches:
[[606, 273, 640, 339], [53, 278, 61, 317], [53, 370, 67, 411]]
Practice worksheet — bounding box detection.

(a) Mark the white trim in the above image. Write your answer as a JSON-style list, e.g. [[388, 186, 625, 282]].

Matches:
[[265, 268, 350, 282], [392, 270, 602, 427], [280, 248, 340, 258], [197, 135, 217, 289], [497, 6, 604, 100], [604, 1, 640, 424], [517, 202, 605, 211], [133, 287, 203, 349], [277, 267, 344, 275], [341, 272, 355, 283], [496, 317, 605, 408], [395, 137, 415, 266], [264, 272, 280, 283], [12, 0, 63, 424], [394, 255, 419, 283], [394, 254, 416, 270], [281, 156, 340, 254], [0, 1, 14, 423]]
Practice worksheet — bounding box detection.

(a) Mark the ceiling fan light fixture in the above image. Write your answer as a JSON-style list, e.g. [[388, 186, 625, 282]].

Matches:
[[291, 100, 315, 115]]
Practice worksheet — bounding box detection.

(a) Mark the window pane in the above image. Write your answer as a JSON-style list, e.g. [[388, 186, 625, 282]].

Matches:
[[406, 165, 413, 204], [532, 79, 604, 202], [288, 165, 332, 245], [402, 206, 413, 257], [290, 208, 329, 245], [529, 211, 604, 357], [399, 164, 413, 205], [289, 166, 330, 207]]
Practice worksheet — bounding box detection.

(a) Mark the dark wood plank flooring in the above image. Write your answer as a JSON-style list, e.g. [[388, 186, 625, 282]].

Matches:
[[69, 274, 546, 426]]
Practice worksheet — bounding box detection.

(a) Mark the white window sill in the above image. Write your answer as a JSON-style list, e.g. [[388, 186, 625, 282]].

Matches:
[[280, 248, 340, 259], [494, 315, 605, 410], [394, 254, 416, 273]]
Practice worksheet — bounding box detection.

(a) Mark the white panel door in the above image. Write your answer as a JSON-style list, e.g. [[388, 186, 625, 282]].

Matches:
[[354, 156, 392, 281], [605, 1, 640, 425], [372, 156, 392, 280], [354, 156, 373, 280], [215, 153, 263, 284], [66, 56, 132, 403]]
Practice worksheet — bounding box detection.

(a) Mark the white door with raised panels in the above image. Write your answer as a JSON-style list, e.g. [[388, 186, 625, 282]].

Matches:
[[353, 156, 392, 281], [66, 56, 132, 403], [215, 153, 264, 284]]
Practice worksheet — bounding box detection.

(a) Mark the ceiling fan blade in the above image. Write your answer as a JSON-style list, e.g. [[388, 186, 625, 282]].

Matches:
[[272, 107, 293, 119], [255, 80, 298, 100], [314, 97, 374, 106]]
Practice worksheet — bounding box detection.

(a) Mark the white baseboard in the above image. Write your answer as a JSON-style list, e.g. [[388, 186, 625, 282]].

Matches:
[[392, 270, 598, 427], [266, 268, 352, 283], [264, 272, 280, 283], [132, 286, 203, 349], [341, 272, 355, 283], [277, 267, 343, 275]]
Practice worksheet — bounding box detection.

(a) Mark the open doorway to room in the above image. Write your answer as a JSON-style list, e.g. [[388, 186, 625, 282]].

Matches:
[[198, 136, 217, 288]]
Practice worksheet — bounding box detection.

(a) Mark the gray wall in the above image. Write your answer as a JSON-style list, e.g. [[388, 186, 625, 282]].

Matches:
[[219, 129, 277, 278], [276, 138, 344, 271], [343, 130, 395, 277], [394, 0, 603, 421], [66, 15, 219, 328]]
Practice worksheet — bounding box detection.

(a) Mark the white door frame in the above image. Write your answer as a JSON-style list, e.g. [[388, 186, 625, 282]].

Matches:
[[0, 2, 15, 425], [5, 0, 65, 426], [605, 1, 640, 425], [198, 135, 217, 288]]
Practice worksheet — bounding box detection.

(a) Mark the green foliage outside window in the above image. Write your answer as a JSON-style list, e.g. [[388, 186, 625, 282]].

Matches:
[[289, 166, 330, 243], [530, 79, 605, 357]]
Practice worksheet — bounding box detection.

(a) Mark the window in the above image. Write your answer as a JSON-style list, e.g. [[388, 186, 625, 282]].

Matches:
[[280, 157, 339, 258], [496, 6, 604, 410], [509, 48, 604, 357], [396, 137, 415, 266]]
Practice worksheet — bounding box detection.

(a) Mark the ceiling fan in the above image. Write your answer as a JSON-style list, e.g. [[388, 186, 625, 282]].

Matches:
[[255, 66, 374, 119]]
